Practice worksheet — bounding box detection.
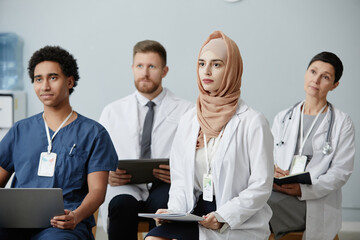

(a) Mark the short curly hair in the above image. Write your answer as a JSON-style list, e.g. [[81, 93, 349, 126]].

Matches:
[[28, 46, 79, 95]]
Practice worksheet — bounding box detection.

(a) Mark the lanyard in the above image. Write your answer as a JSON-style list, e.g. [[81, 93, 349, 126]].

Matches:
[[203, 128, 224, 175], [298, 103, 327, 156], [43, 111, 73, 154]]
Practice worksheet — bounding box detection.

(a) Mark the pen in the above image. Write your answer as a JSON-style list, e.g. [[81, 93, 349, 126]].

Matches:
[[69, 144, 76, 155]]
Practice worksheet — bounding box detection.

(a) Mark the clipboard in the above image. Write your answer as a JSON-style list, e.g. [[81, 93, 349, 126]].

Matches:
[[118, 158, 169, 184], [138, 213, 204, 222], [274, 171, 312, 186]]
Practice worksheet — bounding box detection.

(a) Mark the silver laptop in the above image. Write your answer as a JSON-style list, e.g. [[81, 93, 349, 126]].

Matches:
[[0, 188, 64, 228]]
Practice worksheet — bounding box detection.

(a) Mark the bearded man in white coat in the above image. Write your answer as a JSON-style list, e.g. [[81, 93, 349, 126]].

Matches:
[[99, 40, 193, 240]]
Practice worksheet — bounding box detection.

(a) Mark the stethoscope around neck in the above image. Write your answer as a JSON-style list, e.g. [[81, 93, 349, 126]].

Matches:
[[276, 101, 334, 155]]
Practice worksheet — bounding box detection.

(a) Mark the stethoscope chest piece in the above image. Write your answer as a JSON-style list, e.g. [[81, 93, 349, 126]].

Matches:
[[279, 101, 334, 156], [323, 142, 333, 155]]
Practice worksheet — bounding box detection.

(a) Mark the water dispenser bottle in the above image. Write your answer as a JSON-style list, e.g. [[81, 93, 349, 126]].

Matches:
[[0, 33, 23, 90]]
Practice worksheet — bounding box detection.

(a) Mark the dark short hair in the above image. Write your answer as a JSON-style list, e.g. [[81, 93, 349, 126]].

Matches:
[[133, 40, 167, 66], [28, 46, 79, 94], [307, 51, 343, 83]]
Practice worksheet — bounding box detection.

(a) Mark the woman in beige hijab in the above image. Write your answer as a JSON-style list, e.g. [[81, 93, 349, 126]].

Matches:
[[145, 31, 274, 240]]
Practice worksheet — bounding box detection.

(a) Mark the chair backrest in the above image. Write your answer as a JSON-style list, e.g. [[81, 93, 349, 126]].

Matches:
[[137, 221, 149, 240], [268, 232, 339, 240]]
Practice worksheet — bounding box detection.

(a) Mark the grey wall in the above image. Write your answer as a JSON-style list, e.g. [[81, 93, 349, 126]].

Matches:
[[1, 0, 359, 221]]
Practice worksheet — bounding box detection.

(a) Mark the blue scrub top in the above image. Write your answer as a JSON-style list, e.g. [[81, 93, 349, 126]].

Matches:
[[0, 112, 118, 227]]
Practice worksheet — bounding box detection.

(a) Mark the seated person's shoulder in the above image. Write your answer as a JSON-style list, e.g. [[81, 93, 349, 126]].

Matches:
[[103, 94, 135, 110], [237, 101, 269, 125], [173, 99, 194, 116], [76, 113, 109, 136], [165, 89, 193, 108], [333, 107, 353, 125], [180, 107, 196, 122], [179, 99, 194, 110], [11, 113, 43, 131], [100, 94, 136, 122]]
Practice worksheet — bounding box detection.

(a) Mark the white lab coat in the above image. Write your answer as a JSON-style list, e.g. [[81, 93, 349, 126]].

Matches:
[[168, 99, 274, 240], [98, 88, 193, 231], [272, 101, 355, 240]]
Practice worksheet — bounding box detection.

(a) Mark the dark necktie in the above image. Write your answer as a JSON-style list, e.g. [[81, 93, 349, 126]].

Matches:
[[140, 101, 155, 159]]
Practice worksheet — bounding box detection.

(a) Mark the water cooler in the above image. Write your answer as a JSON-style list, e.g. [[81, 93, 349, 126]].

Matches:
[[1, 33, 25, 187]]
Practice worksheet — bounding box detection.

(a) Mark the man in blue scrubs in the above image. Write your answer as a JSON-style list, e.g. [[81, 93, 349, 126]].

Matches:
[[0, 46, 118, 240]]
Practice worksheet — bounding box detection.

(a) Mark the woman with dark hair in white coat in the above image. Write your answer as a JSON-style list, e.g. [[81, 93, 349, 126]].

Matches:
[[144, 31, 274, 240], [269, 51, 355, 240]]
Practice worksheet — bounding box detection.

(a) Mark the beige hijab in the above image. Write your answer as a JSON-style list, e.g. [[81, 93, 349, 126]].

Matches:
[[196, 31, 243, 149]]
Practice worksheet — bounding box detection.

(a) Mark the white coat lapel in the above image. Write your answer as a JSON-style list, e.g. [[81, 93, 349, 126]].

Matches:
[[306, 110, 331, 168], [184, 115, 200, 211], [281, 105, 301, 169], [216, 113, 241, 163], [190, 116, 200, 153], [212, 101, 244, 187], [127, 93, 141, 157], [185, 114, 199, 170], [152, 91, 178, 131], [215, 100, 246, 163], [313, 110, 330, 137]]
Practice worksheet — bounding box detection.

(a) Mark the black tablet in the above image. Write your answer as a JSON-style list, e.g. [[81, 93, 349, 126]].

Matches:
[[274, 172, 312, 186], [117, 158, 169, 184]]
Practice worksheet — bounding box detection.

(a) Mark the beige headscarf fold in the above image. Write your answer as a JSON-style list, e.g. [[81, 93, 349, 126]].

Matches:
[[196, 31, 243, 149]]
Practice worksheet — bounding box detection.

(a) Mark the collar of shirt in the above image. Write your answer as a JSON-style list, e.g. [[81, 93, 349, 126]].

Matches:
[[135, 88, 167, 107]]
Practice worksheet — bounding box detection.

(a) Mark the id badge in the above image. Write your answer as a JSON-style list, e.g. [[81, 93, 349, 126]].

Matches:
[[38, 152, 57, 177], [290, 155, 307, 175], [203, 174, 213, 202]]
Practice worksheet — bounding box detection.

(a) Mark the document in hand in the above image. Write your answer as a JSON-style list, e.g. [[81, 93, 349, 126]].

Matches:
[[274, 172, 312, 186], [138, 213, 204, 222]]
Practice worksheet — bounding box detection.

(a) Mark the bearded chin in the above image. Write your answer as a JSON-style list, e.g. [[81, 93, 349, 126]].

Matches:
[[135, 81, 160, 94]]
